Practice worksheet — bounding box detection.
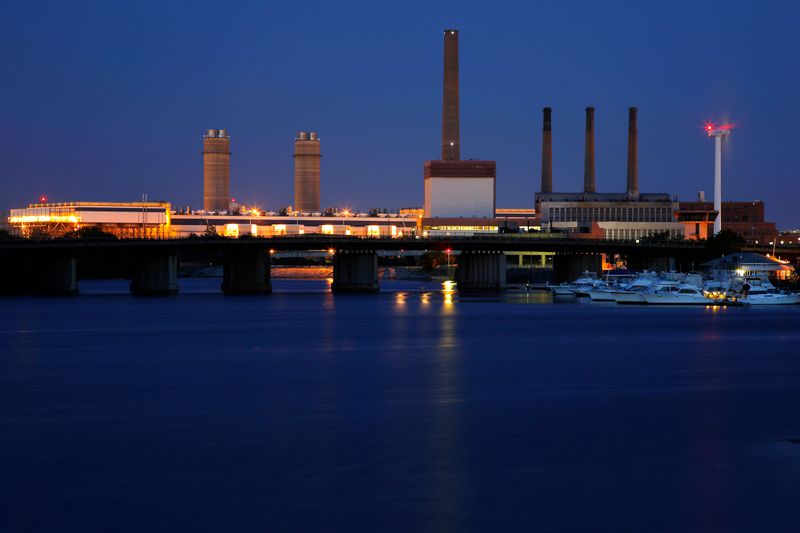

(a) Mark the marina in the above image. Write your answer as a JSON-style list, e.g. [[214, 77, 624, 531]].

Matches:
[[546, 252, 798, 306]]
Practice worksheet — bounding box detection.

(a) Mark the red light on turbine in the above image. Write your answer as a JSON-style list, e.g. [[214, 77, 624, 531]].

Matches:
[[39, 195, 47, 203]]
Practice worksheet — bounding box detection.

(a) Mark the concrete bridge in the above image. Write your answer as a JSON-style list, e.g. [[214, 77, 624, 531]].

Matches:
[[0, 235, 714, 295]]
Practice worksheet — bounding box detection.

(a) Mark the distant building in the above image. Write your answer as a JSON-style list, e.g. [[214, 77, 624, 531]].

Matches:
[[537, 192, 682, 240], [293, 131, 321, 213], [677, 200, 777, 243], [777, 229, 800, 246], [702, 252, 795, 282], [203, 129, 231, 212], [8, 202, 171, 238], [495, 208, 537, 232], [170, 213, 416, 239], [535, 107, 684, 241], [7, 202, 419, 240]]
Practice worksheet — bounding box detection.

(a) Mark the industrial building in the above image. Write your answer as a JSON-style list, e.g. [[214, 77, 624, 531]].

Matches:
[[202, 129, 231, 212], [676, 199, 777, 243], [293, 131, 321, 213], [8, 202, 171, 238], [535, 107, 685, 241], [423, 30, 496, 222], [169, 212, 416, 239], [7, 201, 417, 240]]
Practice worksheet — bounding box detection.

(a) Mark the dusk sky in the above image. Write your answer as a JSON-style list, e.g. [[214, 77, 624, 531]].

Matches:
[[3, 0, 799, 226]]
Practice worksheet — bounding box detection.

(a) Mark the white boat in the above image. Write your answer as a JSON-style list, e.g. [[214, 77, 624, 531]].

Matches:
[[718, 275, 798, 305], [548, 272, 598, 297], [741, 286, 800, 305], [587, 288, 617, 301], [587, 272, 637, 301], [612, 290, 649, 304], [642, 284, 712, 305], [612, 276, 677, 305], [570, 275, 602, 297], [548, 283, 578, 297]]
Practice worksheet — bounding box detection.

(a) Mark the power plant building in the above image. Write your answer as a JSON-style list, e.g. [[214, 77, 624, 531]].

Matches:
[[202, 129, 231, 212], [7, 202, 417, 240], [9, 202, 171, 239], [423, 30, 496, 221], [293, 132, 321, 213], [535, 107, 684, 241]]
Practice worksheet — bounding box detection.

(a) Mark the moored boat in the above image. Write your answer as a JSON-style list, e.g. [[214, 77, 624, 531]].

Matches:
[[740, 286, 800, 305], [642, 284, 712, 305]]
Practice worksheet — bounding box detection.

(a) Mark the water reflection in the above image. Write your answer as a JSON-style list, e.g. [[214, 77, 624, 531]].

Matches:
[[430, 280, 462, 529], [420, 292, 431, 307], [442, 280, 456, 310]]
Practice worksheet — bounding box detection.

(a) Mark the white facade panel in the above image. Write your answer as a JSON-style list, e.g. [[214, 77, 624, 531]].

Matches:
[[425, 177, 494, 218], [77, 209, 167, 224]]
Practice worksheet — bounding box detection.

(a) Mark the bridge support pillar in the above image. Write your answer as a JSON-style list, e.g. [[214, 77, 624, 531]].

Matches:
[[130, 252, 178, 295], [553, 253, 603, 283], [36, 256, 78, 295], [332, 250, 379, 293], [456, 251, 507, 292], [0, 254, 32, 295], [221, 249, 272, 294]]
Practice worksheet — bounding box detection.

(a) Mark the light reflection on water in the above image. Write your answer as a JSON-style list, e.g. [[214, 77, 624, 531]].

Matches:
[[2, 278, 800, 531]]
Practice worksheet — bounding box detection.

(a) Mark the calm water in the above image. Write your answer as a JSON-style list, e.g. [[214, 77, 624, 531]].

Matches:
[[2, 279, 800, 532]]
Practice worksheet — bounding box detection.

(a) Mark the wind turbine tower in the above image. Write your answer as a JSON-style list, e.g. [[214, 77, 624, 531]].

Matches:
[[706, 122, 732, 235]]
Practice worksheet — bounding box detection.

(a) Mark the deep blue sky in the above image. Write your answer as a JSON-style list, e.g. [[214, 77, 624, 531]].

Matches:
[[2, 0, 799, 226]]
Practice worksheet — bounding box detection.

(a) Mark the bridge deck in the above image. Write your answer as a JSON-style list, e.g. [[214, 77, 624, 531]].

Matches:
[[0, 235, 712, 255]]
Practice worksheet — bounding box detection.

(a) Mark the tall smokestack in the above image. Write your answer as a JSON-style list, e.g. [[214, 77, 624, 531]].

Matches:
[[626, 107, 638, 196], [541, 107, 552, 193], [583, 107, 595, 193], [203, 129, 231, 212], [441, 29, 460, 161]]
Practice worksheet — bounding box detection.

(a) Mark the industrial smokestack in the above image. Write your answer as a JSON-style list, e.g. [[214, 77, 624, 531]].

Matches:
[[203, 129, 231, 212], [584, 107, 595, 193], [541, 107, 553, 193], [626, 107, 638, 196], [441, 29, 460, 161]]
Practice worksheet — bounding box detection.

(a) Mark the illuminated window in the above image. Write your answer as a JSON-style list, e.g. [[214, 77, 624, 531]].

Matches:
[[224, 224, 239, 238]]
